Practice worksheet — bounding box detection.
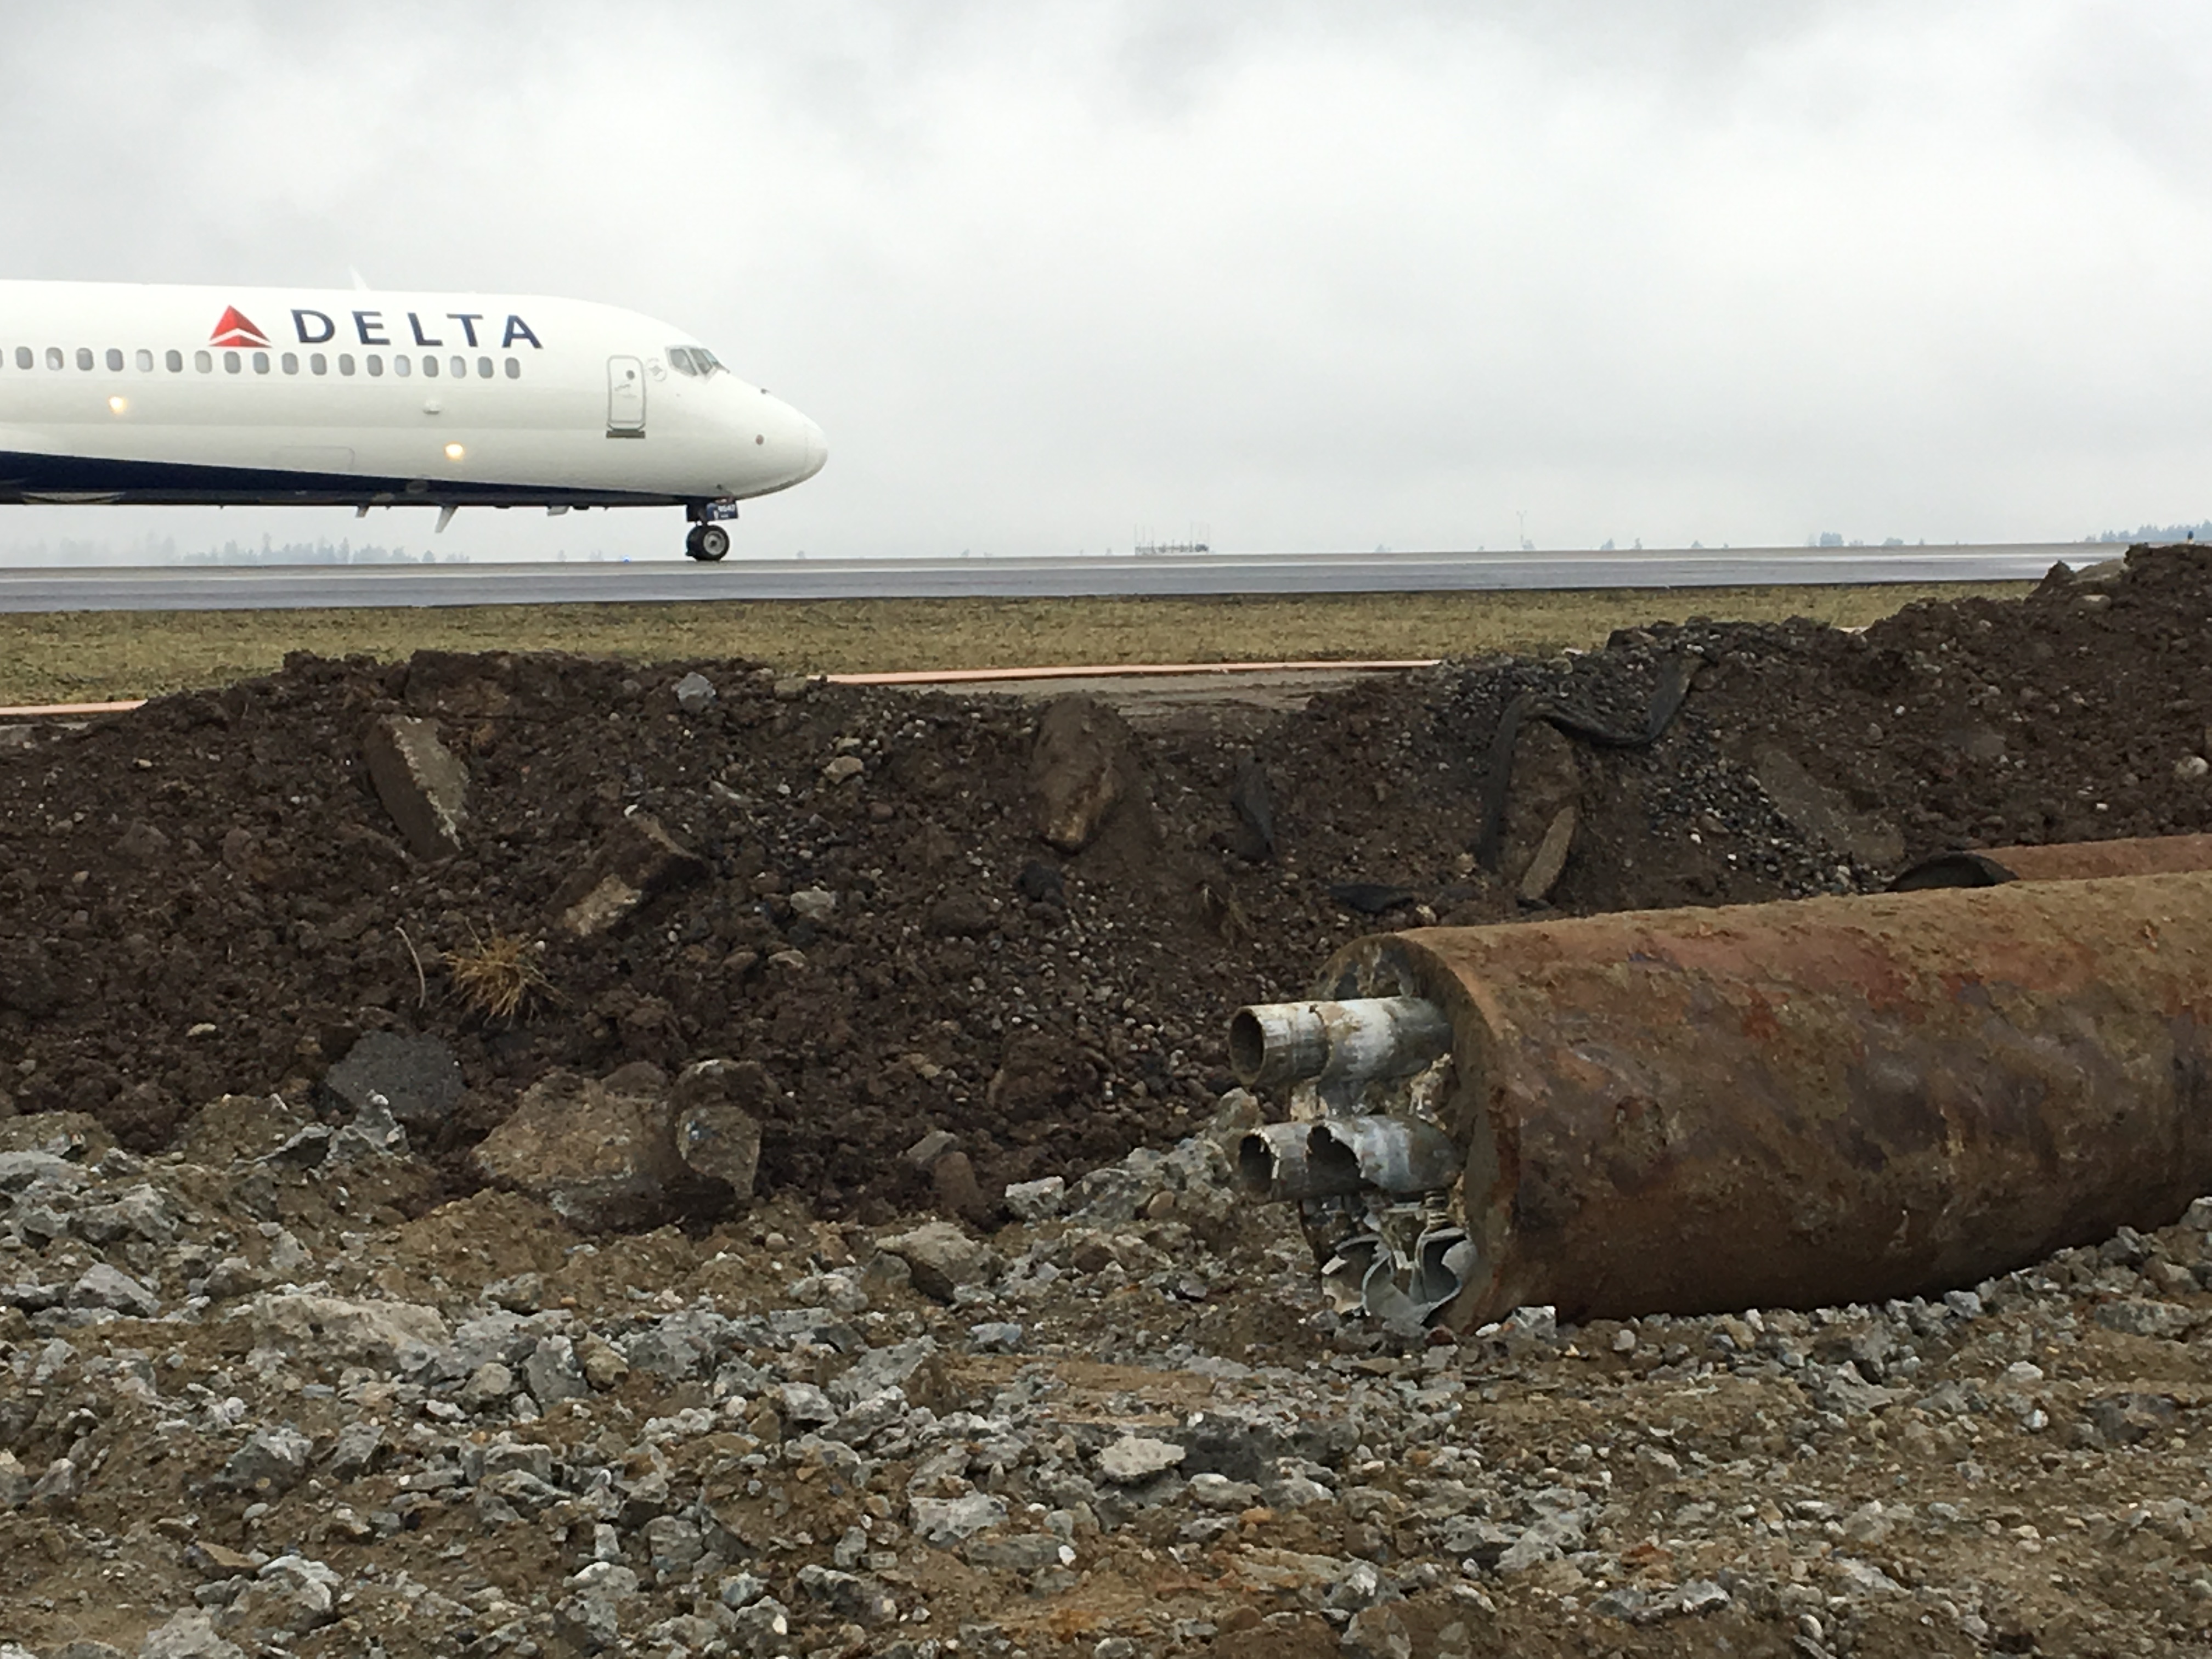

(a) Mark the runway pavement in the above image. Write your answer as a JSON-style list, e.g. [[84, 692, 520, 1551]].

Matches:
[[0, 543, 2087, 612]]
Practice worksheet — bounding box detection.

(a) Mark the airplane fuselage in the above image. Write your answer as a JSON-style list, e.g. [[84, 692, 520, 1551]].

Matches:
[[0, 281, 825, 552]]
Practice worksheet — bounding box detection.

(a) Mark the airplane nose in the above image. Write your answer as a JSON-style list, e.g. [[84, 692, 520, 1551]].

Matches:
[[795, 416, 827, 483]]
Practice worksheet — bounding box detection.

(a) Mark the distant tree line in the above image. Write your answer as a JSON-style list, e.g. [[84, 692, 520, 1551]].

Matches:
[[2089, 521, 2212, 544]]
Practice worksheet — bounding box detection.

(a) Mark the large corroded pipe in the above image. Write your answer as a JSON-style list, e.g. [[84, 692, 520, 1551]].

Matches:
[[1892, 832, 2212, 888], [1308, 871, 2212, 1329]]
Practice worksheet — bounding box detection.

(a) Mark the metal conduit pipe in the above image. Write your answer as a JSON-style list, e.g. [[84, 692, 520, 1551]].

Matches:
[[1227, 995, 1452, 1092], [1236, 1115, 1463, 1203], [1286, 870, 2212, 1329], [1237, 1121, 1343, 1200], [1308, 1114, 1463, 1196]]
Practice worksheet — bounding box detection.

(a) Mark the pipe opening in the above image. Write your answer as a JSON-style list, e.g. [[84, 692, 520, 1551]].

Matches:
[[1307, 1125, 1363, 1193], [1228, 1008, 1270, 1085], [1235, 1131, 1278, 1197]]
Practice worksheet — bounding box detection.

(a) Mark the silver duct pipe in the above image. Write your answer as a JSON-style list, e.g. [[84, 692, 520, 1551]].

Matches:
[[1228, 996, 1451, 1093], [1235, 1114, 1462, 1202], [1236, 1121, 1345, 1200], [1311, 1114, 1462, 1195]]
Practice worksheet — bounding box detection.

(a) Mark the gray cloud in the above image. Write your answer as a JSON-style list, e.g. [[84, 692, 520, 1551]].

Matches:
[[3, 1, 2208, 563]]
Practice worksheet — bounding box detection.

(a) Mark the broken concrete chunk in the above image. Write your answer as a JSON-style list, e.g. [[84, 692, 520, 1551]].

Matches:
[[2094, 1298, 2199, 1340], [1499, 720, 1582, 891], [1096, 1435, 1186, 1484], [218, 1426, 314, 1494], [930, 1150, 991, 1226], [673, 1086, 763, 1198], [1030, 695, 1138, 853], [68, 1262, 159, 1318], [139, 1609, 246, 1659], [788, 886, 838, 919], [779, 1381, 837, 1424], [1003, 1175, 1066, 1222], [0, 1450, 29, 1510], [555, 812, 710, 938], [322, 1031, 462, 1130], [1517, 802, 1578, 905], [904, 1129, 958, 1168], [524, 1334, 590, 1404], [363, 715, 469, 859], [909, 1492, 1008, 1546], [470, 1066, 695, 1231], [672, 671, 717, 714], [829, 1336, 938, 1407], [240, 1293, 450, 1370], [74, 1183, 178, 1244], [876, 1221, 998, 1302], [325, 1090, 409, 1165]]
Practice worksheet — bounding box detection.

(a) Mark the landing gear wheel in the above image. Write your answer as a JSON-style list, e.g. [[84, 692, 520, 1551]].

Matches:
[[687, 523, 730, 562]]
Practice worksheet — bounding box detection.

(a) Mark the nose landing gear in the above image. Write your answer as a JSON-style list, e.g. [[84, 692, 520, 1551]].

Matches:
[[685, 523, 731, 562], [685, 500, 740, 561]]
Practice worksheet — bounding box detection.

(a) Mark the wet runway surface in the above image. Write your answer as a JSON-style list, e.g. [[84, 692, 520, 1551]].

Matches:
[[0, 543, 2081, 612]]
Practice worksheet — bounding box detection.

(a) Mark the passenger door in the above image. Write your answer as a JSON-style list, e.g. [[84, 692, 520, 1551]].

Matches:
[[607, 356, 646, 437]]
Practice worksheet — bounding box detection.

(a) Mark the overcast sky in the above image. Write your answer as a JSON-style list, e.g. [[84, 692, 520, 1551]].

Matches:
[[3, 1, 2210, 562]]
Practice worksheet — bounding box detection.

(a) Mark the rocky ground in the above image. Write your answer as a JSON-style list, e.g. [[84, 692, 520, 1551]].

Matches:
[[6, 1091, 2212, 1659], [8, 545, 2212, 1656]]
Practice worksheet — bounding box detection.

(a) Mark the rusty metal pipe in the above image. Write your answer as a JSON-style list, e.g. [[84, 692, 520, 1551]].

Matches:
[[1984, 833, 2212, 883], [1228, 995, 1452, 1092], [1295, 871, 2212, 1328]]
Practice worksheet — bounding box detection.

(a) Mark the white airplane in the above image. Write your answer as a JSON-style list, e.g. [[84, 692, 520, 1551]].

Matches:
[[0, 280, 826, 560]]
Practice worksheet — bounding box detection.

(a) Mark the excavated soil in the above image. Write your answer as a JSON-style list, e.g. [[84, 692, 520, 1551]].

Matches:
[[3, 546, 2207, 1215], [6, 544, 2212, 1658]]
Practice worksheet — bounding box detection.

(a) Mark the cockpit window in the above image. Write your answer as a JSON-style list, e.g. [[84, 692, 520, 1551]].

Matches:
[[667, 346, 726, 377]]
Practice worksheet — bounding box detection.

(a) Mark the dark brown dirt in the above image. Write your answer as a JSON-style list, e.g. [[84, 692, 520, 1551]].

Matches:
[[0, 545, 2202, 1224]]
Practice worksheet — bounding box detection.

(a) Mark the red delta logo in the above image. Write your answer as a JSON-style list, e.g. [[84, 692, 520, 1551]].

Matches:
[[208, 306, 270, 349]]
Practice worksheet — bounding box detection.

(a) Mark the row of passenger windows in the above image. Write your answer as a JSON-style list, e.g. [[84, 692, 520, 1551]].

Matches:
[[1, 346, 524, 380]]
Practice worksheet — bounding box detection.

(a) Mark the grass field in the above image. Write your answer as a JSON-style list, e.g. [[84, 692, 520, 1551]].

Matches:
[[0, 583, 2032, 706]]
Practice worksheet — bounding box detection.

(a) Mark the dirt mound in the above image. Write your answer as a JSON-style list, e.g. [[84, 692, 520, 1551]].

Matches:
[[3, 546, 2210, 1223]]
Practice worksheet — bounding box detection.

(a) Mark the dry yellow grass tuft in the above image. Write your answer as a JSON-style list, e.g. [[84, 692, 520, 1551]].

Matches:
[[444, 929, 554, 1023], [0, 583, 2032, 706]]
